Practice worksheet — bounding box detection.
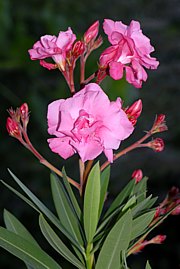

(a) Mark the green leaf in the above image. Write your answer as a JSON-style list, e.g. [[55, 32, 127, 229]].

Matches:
[[122, 195, 136, 212], [99, 166, 110, 217], [6, 169, 81, 251], [50, 173, 83, 245], [104, 180, 135, 218], [96, 210, 132, 269], [83, 162, 101, 243], [131, 211, 155, 241], [145, 260, 152, 269], [131, 195, 153, 217], [4, 209, 39, 247], [62, 168, 81, 219], [39, 215, 85, 269], [1, 180, 39, 213], [95, 206, 123, 237], [0, 227, 62, 269], [133, 177, 148, 202]]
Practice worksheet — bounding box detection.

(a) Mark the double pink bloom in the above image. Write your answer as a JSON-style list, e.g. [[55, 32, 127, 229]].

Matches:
[[100, 19, 159, 88], [47, 83, 134, 162], [28, 28, 76, 70]]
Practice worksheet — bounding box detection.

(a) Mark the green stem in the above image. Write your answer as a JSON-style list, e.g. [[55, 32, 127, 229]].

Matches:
[[86, 243, 94, 269]]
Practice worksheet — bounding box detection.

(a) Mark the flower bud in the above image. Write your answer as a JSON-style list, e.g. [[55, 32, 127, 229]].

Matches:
[[6, 117, 21, 138], [129, 234, 166, 254], [132, 169, 143, 183], [152, 114, 168, 134], [72, 41, 85, 58], [20, 103, 28, 120], [125, 99, 142, 125], [84, 21, 99, 44], [148, 138, 164, 152], [93, 35, 103, 50], [168, 186, 179, 199], [171, 200, 180, 215], [148, 235, 166, 244], [20, 103, 29, 128]]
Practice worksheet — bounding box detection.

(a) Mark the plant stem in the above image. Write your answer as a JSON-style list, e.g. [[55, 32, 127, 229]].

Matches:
[[86, 243, 94, 269], [22, 130, 80, 190], [80, 54, 85, 84], [100, 131, 152, 171], [79, 159, 85, 195]]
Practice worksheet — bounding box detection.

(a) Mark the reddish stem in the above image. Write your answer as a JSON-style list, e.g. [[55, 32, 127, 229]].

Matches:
[[22, 130, 80, 190], [100, 131, 152, 172]]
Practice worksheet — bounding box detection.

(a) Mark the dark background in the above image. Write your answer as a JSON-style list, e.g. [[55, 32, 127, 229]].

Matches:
[[0, 0, 180, 268]]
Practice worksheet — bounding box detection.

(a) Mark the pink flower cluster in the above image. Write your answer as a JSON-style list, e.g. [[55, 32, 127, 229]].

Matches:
[[27, 19, 162, 162], [47, 83, 134, 162], [99, 19, 159, 88]]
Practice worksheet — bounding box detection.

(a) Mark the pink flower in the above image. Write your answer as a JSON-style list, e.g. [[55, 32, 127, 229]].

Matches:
[[47, 83, 134, 162], [99, 19, 159, 88], [28, 28, 76, 71]]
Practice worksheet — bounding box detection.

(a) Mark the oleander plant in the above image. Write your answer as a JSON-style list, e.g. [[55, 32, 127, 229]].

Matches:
[[1, 19, 179, 269]]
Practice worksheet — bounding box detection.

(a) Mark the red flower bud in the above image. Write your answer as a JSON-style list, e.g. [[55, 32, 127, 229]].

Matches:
[[93, 35, 103, 50], [132, 169, 143, 183], [6, 117, 21, 138], [20, 103, 29, 128], [149, 235, 166, 244], [152, 114, 168, 134], [149, 138, 164, 152], [84, 21, 99, 44], [124, 99, 142, 126], [72, 41, 85, 58], [20, 103, 29, 120], [171, 199, 180, 215]]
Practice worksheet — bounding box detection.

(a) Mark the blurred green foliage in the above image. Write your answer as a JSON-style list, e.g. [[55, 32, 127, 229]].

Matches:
[[0, 0, 180, 268]]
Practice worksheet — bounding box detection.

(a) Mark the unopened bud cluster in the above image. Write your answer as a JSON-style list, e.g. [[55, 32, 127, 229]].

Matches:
[[6, 103, 29, 140]]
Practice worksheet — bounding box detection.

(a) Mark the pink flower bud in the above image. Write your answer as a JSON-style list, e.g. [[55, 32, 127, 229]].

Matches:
[[6, 117, 21, 138], [72, 41, 85, 58], [124, 99, 142, 125], [20, 103, 29, 120], [171, 200, 180, 215], [152, 114, 168, 134], [132, 169, 143, 183], [149, 138, 164, 152], [130, 234, 166, 254], [84, 21, 99, 44], [149, 235, 166, 244], [20, 103, 29, 128], [168, 186, 179, 199], [93, 35, 103, 50]]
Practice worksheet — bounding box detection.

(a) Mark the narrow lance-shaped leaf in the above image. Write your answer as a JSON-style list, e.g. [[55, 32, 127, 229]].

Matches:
[[83, 162, 101, 243], [130, 211, 155, 241], [96, 210, 132, 269], [104, 180, 135, 218], [0, 227, 62, 269], [50, 173, 84, 245], [133, 177, 148, 203], [145, 260, 152, 269], [4, 209, 41, 269], [62, 168, 81, 219], [4, 209, 40, 247], [39, 215, 85, 269], [6, 169, 82, 251], [99, 166, 110, 217]]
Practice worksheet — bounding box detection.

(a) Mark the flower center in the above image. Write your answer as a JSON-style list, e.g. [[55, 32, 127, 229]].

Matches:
[[72, 109, 102, 142]]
